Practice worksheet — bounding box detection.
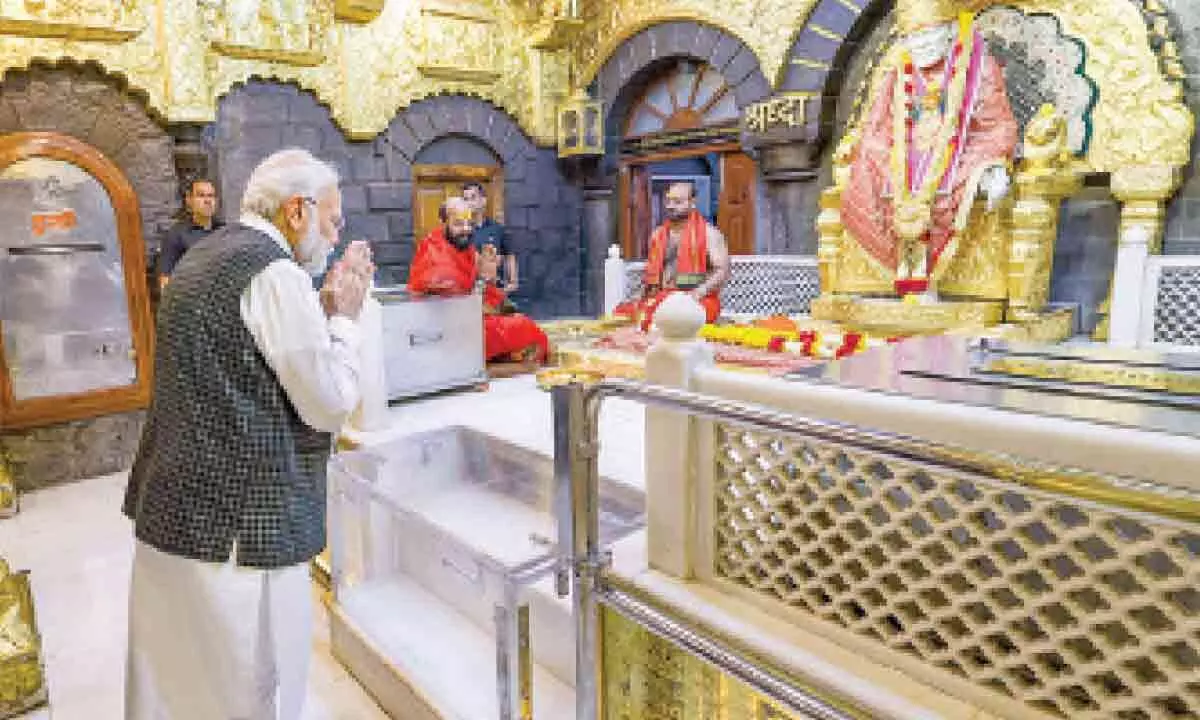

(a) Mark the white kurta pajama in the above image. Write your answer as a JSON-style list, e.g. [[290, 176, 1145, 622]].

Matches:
[[126, 214, 362, 720]]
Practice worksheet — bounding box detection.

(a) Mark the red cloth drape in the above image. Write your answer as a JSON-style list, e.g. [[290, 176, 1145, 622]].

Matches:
[[408, 226, 548, 362]]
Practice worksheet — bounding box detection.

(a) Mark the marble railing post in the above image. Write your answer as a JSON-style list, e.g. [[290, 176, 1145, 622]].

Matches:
[[1107, 167, 1178, 347], [643, 294, 714, 579], [603, 244, 625, 316]]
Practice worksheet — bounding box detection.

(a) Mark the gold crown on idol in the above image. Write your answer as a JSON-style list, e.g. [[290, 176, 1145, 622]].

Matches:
[[896, 0, 975, 33]]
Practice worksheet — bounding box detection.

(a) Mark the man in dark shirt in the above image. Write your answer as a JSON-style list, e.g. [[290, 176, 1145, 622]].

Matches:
[[463, 181, 517, 294], [158, 177, 222, 288]]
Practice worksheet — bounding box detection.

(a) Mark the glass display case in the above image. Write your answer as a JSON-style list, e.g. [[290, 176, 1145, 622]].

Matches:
[[328, 426, 645, 719], [0, 133, 152, 430]]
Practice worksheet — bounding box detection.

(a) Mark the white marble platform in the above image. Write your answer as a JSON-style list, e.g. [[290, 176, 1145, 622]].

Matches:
[[345, 375, 646, 490], [1, 376, 643, 720]]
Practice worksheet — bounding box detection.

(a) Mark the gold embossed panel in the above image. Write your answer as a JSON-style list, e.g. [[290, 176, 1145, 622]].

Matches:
[[712, 425, 1200, 719], [601, 606, 804, 720]]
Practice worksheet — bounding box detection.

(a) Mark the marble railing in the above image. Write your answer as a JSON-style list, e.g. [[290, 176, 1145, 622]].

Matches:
[[593, 296, 1200, 720]]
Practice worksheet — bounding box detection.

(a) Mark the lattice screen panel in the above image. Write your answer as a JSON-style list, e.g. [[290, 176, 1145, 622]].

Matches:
[[712, 425, 1200, 719], [1153, 266, 1200, 347], [621, 257, 820, 316], [721, 259, 820, 317]]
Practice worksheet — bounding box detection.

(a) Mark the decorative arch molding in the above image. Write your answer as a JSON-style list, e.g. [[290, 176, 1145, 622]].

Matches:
[[593, 20, 771, 153], [776, 0, 891, 150]]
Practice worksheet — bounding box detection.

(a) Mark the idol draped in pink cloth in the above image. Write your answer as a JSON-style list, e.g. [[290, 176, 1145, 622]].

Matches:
[[841, 27, 1017, 278]]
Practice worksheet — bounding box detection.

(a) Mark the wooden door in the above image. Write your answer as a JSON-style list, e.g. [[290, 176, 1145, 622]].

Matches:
[[411, 164, 504, 243], [619, 164, 653, 260], [717, 152, 756, 256]]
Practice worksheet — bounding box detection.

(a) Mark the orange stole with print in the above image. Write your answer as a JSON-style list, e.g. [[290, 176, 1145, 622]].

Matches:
[[408, 226, 548, 363]]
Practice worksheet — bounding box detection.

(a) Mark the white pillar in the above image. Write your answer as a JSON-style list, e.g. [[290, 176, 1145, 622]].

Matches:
[[603, 244, 625, 317], [1107, 224, 1151, 347], [1108, 166, 1176, 347], [642, 293, 713, 579]]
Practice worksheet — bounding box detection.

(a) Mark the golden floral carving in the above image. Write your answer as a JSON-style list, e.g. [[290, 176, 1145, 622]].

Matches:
[[572, 0, 818, 89], [0, 0, 1190, 159], [1004, 0, 1192, 172]]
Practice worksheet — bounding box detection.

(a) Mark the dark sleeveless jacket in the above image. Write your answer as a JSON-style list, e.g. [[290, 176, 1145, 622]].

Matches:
[[123, 224, 333, 569]]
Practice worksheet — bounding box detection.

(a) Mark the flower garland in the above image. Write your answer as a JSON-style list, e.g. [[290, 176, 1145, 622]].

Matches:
[[698, 324, 901, 360], [890, 13, 976, 213]]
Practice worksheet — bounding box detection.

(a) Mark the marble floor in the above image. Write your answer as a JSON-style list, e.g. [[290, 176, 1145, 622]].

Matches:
[[2, 375, 645, 720]]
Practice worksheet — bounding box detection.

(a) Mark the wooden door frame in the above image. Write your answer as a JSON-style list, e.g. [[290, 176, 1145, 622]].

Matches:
[[617, 142, 751, 259], [412, 164, 505, 223], [0, 131, 154, 430]]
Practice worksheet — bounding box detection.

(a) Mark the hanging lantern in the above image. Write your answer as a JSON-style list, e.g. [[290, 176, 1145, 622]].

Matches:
[[557, 89, 603, 158]]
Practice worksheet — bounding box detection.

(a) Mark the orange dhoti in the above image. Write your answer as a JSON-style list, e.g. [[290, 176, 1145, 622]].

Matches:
[[409, 227, 549, 363]]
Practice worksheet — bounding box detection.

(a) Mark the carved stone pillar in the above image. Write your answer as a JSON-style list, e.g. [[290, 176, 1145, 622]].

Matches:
[[1106, 166, 1179, 347], [741, 94, 820, 254]]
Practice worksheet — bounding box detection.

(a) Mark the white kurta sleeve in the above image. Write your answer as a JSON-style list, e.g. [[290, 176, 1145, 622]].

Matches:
[[240, 259, 362, 433]]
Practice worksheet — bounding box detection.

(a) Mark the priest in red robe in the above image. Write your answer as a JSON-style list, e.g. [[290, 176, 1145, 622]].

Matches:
[[408, 197, 549, 365], [615, 181, 730, 331]]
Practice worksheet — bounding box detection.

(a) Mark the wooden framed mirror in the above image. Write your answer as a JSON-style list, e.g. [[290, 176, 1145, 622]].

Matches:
[[0, 132, 154, 430]]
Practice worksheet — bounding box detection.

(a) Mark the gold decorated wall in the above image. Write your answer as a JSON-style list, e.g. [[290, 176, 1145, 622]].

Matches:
[[0, 0, 577, 144], [571, 0, 817, 88]]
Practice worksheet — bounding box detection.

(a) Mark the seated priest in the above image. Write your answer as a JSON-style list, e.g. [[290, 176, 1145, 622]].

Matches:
[[408, 197, 549, 365], [616, 181, 731, 331]]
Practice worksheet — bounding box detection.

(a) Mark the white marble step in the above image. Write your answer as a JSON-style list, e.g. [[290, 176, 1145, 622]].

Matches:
[[333, 577, 575, 720], [336, 479, 578, 687]]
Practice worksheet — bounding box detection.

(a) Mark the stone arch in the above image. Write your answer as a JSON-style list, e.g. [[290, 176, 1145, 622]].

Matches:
[[0, 61, 180, 255], [382, 95, 581, 317], [592, 21, 772, 158], [380, 94, 537, 167], [778, 0, 892, 149]]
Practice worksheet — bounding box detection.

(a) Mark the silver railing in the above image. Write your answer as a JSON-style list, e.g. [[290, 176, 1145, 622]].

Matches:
[[549, 377, 858, 720]]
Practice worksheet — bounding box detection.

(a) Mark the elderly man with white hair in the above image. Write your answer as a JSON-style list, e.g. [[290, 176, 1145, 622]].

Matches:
[[122, 148, 374, 719]]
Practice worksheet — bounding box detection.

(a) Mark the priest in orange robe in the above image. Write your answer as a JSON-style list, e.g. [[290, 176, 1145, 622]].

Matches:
[[616, 181, 730, 331], [408, 197, 549, 364], [840, 2, 1017, 293]]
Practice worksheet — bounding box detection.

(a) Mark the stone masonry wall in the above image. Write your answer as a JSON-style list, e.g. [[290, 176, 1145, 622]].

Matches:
[[213, 84, 584, 318], [0, 64, 180, 491]]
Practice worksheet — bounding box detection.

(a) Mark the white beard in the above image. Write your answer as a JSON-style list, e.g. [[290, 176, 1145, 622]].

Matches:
[[296, 219, 331, 277], [906, 23, 954, 69]]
